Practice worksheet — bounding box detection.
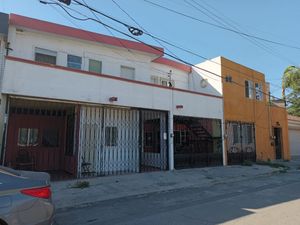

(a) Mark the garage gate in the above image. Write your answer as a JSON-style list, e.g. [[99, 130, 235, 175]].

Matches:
[[78, 106, 168, 177]]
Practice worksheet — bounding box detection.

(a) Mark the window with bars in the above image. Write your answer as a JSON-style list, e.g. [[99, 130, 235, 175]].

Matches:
[[232, 124, 240, 144], [35, 47, 57, 65], [151, 76, 175, 87], [18, 128, 39, 147]]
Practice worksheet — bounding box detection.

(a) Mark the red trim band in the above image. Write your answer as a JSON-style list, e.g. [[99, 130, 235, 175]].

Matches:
[[5, 56, 222, 100], [9, 14, 163, 56], [153, 57, 192, 73]]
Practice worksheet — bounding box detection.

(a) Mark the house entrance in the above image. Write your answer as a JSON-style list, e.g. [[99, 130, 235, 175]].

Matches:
[[5, 99, 76, 179], [274, 127, 282, 159]]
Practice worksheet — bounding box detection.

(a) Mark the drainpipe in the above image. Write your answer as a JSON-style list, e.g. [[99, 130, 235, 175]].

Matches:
[[168, 110, 174, 170]]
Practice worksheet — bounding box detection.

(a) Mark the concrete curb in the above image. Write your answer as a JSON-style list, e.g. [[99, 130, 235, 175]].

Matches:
[[52, 165, 282, 211]]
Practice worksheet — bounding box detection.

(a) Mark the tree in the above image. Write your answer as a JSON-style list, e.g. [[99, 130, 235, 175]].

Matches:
[[282, 66, 300, 116]]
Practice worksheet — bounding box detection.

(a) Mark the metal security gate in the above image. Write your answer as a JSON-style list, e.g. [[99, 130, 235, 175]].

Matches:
[[78, 106, 139, 176], [226, 122, 256, 165], [140, 110, 168, 171], [78, 106, 168, 177], [174, 116, 223, 169]]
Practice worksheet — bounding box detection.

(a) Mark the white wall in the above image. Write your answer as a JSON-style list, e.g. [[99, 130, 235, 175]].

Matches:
[[3, 59, 223, 120], [192, 57, 223, 96], [288, 118, 300, 159], [7, 26, 224, 93]]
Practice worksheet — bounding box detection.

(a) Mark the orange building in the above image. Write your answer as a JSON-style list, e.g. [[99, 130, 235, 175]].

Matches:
[[200, 57, 290, 164]]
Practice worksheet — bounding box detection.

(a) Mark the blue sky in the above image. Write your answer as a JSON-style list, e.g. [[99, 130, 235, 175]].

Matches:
[[1, 0, 299, 98]]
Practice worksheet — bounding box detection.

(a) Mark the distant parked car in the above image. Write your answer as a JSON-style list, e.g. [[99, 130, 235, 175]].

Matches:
[[0, 166, 54, 225]]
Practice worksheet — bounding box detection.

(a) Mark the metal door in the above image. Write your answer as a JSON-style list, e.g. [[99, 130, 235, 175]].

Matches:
[[226, 122, 256, 164], [274, 127, 282, 159], [78, 106, 140, 176]]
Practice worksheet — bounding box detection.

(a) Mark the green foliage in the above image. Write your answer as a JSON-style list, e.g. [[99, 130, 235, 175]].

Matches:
[[256, 160, 290, 170], [71, 181, 90, 189], [282, 66, 300, 116], [242, 160, 253, 166]]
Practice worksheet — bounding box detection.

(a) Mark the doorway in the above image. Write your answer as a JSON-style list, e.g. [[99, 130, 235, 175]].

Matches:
[[274, 127, 282, 159]]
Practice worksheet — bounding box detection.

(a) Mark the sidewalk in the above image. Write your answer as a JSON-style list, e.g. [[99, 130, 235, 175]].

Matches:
[[52, 164, 292, 210]]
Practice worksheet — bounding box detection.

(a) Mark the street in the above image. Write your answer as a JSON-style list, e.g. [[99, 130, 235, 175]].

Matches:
[[55, 171, 300, 225]]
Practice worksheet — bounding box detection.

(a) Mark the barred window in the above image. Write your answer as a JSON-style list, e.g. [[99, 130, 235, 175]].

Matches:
[[18, 128, 39, 147], [232, 124, 240, 144]]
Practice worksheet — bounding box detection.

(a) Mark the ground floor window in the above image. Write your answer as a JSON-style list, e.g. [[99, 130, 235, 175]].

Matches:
[[18, 128, 39, 147]]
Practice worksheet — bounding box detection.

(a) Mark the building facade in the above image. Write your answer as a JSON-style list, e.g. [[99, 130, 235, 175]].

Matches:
[[200, 57, 290, 164], [0, 13, 224, 179]]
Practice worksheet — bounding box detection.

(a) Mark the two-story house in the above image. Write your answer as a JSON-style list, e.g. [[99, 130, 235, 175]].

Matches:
[[200, 57, 290, 164], [0, 13, 225, 179]]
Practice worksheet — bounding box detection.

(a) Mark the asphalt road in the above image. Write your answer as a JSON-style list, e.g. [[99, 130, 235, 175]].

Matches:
[[55, 171, 300, 225]]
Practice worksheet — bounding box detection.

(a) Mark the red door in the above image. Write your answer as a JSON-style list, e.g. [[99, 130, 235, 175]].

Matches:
[[5, 112, 66, 172]]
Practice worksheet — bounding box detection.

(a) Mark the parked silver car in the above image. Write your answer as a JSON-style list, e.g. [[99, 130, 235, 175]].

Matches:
[[0, 166, 54, 225]]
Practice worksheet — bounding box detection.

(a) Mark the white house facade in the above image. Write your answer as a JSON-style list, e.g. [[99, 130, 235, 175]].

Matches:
[[0, 13, 224, 179]]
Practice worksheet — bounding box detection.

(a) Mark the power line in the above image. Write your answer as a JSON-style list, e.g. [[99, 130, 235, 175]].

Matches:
[[84, 0, 283, 91], [182, 0, 289, 90], [184, 0, 297, 66], [51, 0, 294, 89], [143, 0, 300, 51], [41, 0, 290, 104], [44, 0, 188, 79]]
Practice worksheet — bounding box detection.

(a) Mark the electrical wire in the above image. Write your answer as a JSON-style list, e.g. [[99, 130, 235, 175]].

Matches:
[[143, 0, 300, 51], [40, 0, 290, 104], [71, 0, 286, 93], [43, 0, 188, 79], [56, 0, 288, 91]]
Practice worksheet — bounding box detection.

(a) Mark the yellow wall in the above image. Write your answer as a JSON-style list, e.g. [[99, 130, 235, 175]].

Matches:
[[271, 105, 290, 160], [221, 57, 289, 161]]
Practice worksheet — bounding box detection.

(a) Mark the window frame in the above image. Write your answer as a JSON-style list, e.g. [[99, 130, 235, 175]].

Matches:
[[120, 65, 135, 80], [34, 47, 57, 65], [88, 59, 102, 74], [18, 128, 39, 147], [245, 80, 254, 99], [255, 83, 263, 101], [67, 54, 82, 70]]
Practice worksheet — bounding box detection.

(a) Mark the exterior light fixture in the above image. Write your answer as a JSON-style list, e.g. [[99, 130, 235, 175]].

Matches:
[[109, 97, 118, 102], [176, 105, 183, 109]]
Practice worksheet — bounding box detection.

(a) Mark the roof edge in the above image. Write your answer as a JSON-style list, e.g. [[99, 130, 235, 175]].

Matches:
[[9, 13, 164, 56], [152, 57, 192, 73]]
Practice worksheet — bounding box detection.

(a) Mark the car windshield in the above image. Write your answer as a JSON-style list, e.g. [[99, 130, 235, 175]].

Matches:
[[0, 166, 20, 176]]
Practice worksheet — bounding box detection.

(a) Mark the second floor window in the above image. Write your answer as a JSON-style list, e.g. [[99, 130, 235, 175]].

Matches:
[[89, 59, 102, 74], [245, 80, 254, 99], [67, 54, 82, 69], [120, 66, 135, 80], [151, 76, 175, 87], [35, 47, 57, 65], [255, 83, 263, 101]]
